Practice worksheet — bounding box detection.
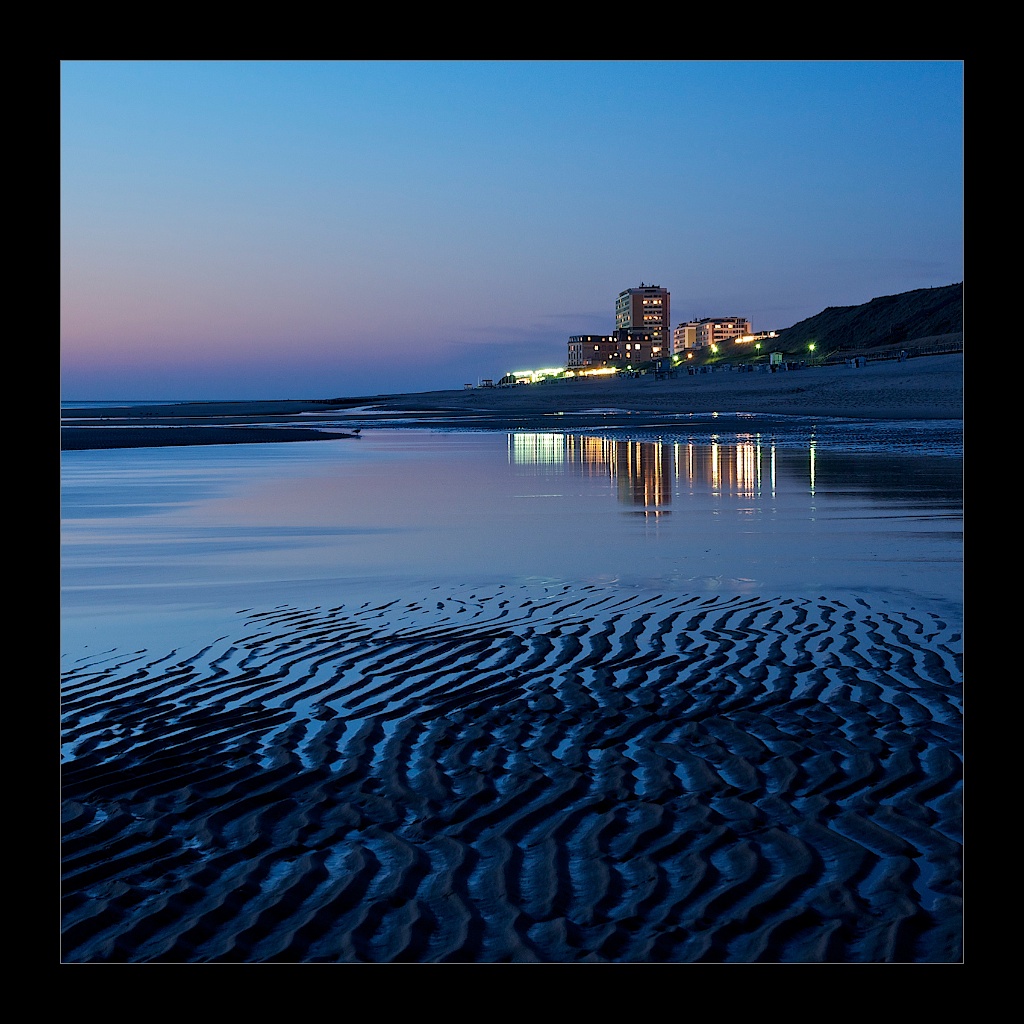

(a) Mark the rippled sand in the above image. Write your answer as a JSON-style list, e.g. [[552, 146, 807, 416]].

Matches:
[[61, 584, 962, 963]]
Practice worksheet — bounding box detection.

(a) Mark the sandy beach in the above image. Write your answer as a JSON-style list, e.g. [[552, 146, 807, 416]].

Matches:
[[376, 352, 964, 422], [61, 586, 962, 963], [61, 352, 963, 962], [61, 353, 964, 450]]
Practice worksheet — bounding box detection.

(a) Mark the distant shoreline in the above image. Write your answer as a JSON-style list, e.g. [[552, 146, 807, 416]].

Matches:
[[61, 352, 963, 450]]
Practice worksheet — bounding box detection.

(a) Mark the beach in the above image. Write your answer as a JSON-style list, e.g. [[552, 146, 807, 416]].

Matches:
[[61, 353, 964, 449], [61, 353, 964, 963]]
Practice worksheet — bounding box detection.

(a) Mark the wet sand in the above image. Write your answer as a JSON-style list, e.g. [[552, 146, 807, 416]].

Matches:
[[61, 352, 963, 962], [59, 426, 357, 450], [62, 584, 962, 963]]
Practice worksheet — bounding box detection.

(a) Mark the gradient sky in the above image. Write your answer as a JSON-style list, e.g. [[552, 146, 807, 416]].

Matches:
[[60, 60, 964, 400]]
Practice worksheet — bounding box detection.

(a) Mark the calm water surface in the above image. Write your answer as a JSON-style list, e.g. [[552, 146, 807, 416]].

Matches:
[[61, 428, 963, 660]]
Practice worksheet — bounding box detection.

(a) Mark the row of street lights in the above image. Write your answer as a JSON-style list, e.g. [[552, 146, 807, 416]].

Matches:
[[706, 340, 819, 361]]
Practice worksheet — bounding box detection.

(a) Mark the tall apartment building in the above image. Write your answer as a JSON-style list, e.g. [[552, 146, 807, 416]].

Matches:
[[567, 284, 670, 369], [615, 284, 670, 354], [674, 316, 752, 351]]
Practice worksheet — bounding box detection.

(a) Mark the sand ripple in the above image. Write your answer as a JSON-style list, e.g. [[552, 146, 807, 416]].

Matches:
[[61, 585, 962, 962]]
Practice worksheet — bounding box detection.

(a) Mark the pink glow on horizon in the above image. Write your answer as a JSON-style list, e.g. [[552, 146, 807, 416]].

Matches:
[[61, 60, 963, 400]]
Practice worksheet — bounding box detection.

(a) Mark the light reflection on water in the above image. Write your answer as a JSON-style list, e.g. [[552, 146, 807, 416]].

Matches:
[[61, 429, 963, 658], [506, 431, 959, 507]]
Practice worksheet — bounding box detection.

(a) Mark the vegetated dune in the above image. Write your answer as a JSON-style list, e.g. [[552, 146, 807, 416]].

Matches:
[[775, 284, 963, 357]]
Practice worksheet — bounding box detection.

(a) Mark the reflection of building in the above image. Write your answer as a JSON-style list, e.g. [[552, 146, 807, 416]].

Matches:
[[564, 435, 613, 473], [510, 433, 794, 506], [612, 441, 671, 508], [691, 440, 768, 497], [509, 433, 567, 466], [511, 434, 670, 507]]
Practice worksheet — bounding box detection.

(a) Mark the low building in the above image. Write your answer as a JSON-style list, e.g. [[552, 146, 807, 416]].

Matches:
[[674, 317, 752, 351], [673, 323, 696, 353], [734, 330, 779, 346], [568, 334, 617, 369], [568, 329, 659, 370]]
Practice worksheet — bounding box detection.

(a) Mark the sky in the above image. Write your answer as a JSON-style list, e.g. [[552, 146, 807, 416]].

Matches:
[[60, 60, 964, 400]]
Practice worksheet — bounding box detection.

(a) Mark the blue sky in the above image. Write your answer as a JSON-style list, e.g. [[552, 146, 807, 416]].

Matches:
[[60, 60, 964, 400]]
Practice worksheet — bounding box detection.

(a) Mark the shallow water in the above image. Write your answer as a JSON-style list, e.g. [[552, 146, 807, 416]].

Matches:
[[60, 424, 965, 963], [61, 427, 963, 661]]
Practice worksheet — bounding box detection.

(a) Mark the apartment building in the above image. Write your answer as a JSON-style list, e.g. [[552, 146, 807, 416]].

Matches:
[[568, 283, 669, 369], [568, 329, 656, 370], [673, 323, 696, 352], [615, 284, 670, 353], [568, 334, 615, 369], [674, 316, 752, 350]]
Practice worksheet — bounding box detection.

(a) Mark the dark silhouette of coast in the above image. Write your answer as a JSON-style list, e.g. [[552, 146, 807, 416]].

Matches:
[[62, 353, 963, 450]]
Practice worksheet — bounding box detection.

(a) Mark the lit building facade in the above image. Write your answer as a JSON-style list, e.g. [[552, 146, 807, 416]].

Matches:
[[568, 283, 669, 368], [674, 317, 752, 350], [615, 284, 670, 354], [568, 329, 656, 370], [568, 334, 617, 369], [673, 323, 696, 352]]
